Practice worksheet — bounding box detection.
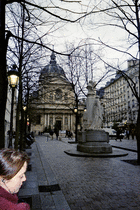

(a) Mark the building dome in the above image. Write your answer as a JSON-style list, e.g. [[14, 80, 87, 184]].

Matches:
[[40, 51, 66, 79]]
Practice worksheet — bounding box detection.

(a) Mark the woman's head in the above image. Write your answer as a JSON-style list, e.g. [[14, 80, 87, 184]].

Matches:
[[0, 148, 30, 194], [0, 148, 30, 180]]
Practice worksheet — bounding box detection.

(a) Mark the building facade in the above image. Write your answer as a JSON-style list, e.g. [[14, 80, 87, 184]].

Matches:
[[31, 52, 85, 134], [103, 60, 139, 128]]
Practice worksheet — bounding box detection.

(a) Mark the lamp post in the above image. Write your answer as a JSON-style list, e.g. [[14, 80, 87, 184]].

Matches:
[[23, 104, 26, 111], [84, 106, 87, 112], [74, 106, 78, 142], [74, 106, 87, 142], [23, 103, 27, 148], [8, 65, 19, 148]]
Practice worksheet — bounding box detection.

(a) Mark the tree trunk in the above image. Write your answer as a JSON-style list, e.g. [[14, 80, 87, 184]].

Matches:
[[14, 101, 20, 150], [0, 0, 7, 148], [19, 106, 24, 151], [75, 94, 78, 142], [136, 105, 140, 163], [135, 1, 140, 163]]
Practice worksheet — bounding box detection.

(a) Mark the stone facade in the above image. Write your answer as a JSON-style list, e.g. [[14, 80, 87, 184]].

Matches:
[[31, 52, 85, 134], [103, 60, 139, 127]]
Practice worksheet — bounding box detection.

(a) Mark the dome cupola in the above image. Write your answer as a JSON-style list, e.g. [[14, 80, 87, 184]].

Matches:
[[40, 51, 66, 79]]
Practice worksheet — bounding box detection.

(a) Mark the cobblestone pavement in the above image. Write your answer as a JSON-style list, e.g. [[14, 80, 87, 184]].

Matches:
[[36, 136, 140, 210], [110, 138, 137, 151]]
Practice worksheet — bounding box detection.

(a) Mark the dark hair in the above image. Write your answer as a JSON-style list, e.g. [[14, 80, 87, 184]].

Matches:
[[0, 148, 30, 180]]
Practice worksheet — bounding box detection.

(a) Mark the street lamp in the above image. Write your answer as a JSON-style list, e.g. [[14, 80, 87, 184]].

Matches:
[[8, 64, 19, 148], [84, 106, 87, 112], [23, 104, 27, 111], [74, 106, 78, 142], [74, 107, 78, 113], [74, 106, 86, 142]]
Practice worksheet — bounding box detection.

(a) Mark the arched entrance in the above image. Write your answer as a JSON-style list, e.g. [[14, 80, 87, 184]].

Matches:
[[55, 115, 62, 131], [55, 120, 61, 130]]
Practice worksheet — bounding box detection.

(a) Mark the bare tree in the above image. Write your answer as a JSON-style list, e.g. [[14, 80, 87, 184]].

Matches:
[[0, 0, 93, 148], [85, 0, 140, 162], [6, 3, 49, 149], [59, 42, 102, 140]]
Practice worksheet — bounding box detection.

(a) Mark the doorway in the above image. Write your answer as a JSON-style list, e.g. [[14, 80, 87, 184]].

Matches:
[[55, 120, 61, 130]]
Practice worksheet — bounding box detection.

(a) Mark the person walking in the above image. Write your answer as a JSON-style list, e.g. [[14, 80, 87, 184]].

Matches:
[[131, 129, 135, 140], [126, 129, 130, 140], [49, 130, 54, 140], [116, 128, 122, 141], [55, 129, 59, 140], [54, 122, 60, 140]]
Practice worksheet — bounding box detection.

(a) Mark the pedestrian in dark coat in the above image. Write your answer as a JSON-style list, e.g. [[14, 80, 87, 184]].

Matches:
[[55, 130, 59, 140], [131, 129, 135, 140], [126, 129, 130, 140], [49, 130, 54, 140], [116, 128, 122, 141]]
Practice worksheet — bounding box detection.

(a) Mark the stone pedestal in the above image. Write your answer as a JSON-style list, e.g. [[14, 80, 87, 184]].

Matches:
[[77, 129, 112, 154]]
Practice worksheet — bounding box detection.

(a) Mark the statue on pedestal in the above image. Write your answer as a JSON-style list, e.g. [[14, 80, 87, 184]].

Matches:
[[77, 80, 112, 154], [83, 81, 103, 130]]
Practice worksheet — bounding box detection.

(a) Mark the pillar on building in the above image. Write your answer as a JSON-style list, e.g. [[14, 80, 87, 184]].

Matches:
[[70, 114, 72, 131], [48, 114, 50, 128], [62, 114, 65, 131], [45, 114, 46, 127], [53, 114, 55, 129]]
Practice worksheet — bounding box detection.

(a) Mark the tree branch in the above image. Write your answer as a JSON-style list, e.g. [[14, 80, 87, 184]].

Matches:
[[5, 30, 71, 57]]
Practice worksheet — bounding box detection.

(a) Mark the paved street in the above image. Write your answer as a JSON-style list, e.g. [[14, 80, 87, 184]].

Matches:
[[35, 136, 140, 210]]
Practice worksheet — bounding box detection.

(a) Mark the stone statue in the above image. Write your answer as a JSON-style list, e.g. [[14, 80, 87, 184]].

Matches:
[[77, 80, 112, 154], [83, 81, 103, 130]]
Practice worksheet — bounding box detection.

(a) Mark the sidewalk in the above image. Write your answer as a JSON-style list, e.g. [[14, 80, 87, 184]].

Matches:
[[18, 136, 140, 210], [18, 136, 71, 210], [110, 138, 137, 152]]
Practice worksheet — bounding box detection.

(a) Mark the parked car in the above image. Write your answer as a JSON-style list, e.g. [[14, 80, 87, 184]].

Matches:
[[103, 128, 117, 138]]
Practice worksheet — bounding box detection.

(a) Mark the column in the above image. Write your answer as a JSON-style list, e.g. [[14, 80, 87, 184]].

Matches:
[[45, 114, 46, 126], [48, 114, 50, 127], [53, 114, 55, 128], [62, 114, 65, 131]]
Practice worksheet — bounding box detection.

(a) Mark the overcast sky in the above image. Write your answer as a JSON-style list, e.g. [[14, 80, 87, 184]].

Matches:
[[39, 0, 137, 76], [7, 0, 138, 88]]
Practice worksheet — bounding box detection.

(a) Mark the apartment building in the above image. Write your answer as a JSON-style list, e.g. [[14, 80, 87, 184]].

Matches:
[[103, 60, 139, 128]]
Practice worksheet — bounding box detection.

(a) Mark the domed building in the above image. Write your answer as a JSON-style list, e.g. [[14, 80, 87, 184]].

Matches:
[[40, 51, 66, 78], [31, 52, 84, 135]]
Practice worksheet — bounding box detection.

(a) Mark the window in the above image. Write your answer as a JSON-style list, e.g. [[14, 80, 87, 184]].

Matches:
[[49, 93, 53, 101], [36, 115, 41, 124], [55, 89, 62, 100], [49, 117, 53, 125], [132, 99, 135, 107], [133, 111, 135, 120], [127, 91, 129, 98], [65, 117, 68, 125], [64, 93, 68, 100]]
